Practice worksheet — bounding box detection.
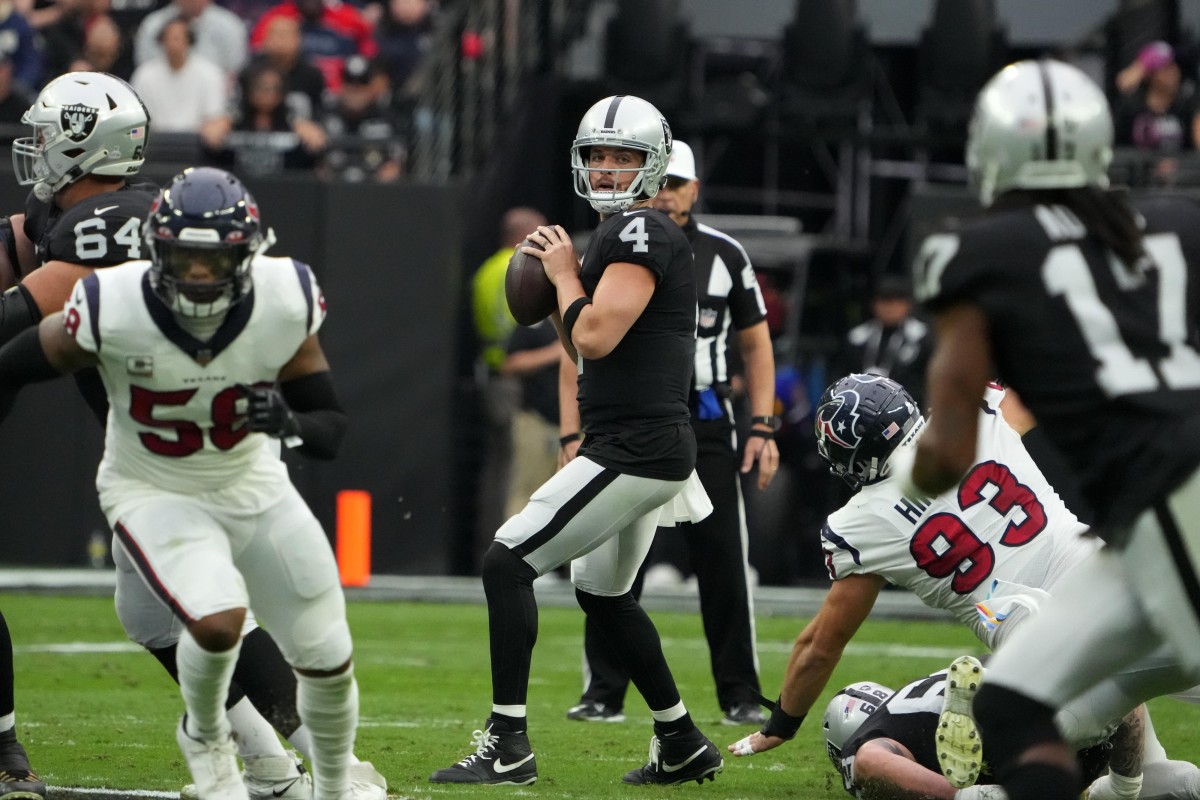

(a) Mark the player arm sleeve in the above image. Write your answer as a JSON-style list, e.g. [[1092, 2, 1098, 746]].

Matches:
[[279, 370, 346, 460], [0, 324, 63, 422], [0, 284, 43, 348]]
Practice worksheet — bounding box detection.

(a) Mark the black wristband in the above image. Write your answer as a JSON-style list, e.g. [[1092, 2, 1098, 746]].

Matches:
[[747, 429, 774, 441], [761, 699, 805, 740], [563, 296, 592, 340], [559, 432, 581, 447], [751, 415, 780, 429]]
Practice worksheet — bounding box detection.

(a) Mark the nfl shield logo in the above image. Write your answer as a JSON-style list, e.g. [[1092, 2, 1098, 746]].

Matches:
[[61, 104, 98, 142]]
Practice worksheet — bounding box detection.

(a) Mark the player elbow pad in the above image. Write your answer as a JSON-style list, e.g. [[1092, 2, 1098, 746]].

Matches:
[[280, 371, 347, 460], [0, 284, 43, 348]]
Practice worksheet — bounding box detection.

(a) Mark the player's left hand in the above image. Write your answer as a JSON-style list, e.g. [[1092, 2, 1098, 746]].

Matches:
[[525, 225, 578, 286], [728, 730, 785, 757], [741, 431, 779, 490], [239, 384, 301, 440]]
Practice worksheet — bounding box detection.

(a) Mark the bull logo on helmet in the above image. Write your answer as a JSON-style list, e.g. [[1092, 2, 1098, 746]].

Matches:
[[815, 388, 864, 454], [61, 104, 98, 142]]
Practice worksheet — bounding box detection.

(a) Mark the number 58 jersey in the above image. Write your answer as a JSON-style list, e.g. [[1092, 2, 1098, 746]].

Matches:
[[62, 256, 325, 502], [822, 386, 1100, 650]]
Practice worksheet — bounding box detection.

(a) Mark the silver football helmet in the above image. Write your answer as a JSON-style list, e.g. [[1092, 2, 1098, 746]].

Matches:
[[822, 681, 894, 771], [13, 72, 150, 201], [571, 95, 672, 214], [967, 59, 1113, 207]]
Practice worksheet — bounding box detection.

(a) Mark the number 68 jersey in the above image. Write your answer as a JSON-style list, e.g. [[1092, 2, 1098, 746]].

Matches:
[[822, 386, 1100, 650], [61, 256, 325, 501]]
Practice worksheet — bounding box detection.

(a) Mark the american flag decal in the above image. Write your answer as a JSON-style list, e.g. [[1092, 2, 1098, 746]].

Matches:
[[881, 421, 900, 440]]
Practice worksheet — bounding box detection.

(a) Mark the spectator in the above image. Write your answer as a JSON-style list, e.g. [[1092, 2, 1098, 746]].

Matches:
[[245, 15, 326, 120], [500, 318, 561, 520], [0, 54, 32, 128], [134, 0, 248, 78], [39, 0, 114, 81], [251, 0, 376, 95], [131, 16, 229, 135], [833, 275, 933, 409], [73, 13, 129, 77], [203, 61, 326, 175], [0, 2, 41, 91], [374, 0, 430, 93], [318, 54, 403, 182], [1114, 40, 1200, 153]]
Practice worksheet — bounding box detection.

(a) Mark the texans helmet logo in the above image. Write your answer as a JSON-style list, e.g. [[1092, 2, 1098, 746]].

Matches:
[[815, 388, 864, 452], [61, 104, 98, 142]]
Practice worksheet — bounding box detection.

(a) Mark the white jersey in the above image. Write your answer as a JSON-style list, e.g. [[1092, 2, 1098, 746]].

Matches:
[[62, 255, 325, 501], [822, 385, 1100, 649]]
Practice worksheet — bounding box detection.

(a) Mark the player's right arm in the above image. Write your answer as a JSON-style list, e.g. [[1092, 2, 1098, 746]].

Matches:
[[729, 572, 885, 756], [0, 310, 96, 423]]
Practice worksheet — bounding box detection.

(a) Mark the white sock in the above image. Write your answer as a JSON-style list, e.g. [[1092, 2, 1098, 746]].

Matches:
[[177, 629, 240, 741], [297, 667, 357, 800], [1142, 709, 1168, 764], [226, 697, 290, 760], [1087, 769, 1143, 800], [650, 701, 687, 723], [0, 712, 14, 734], [956, 785, 1009, 800], [284, 725, 359, 766]]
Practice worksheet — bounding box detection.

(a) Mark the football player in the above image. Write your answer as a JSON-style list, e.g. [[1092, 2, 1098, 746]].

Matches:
[[900, 59, 1200, 800], [728, 374, 1199, 800], [0, 167, 381, 800], [429, 95, 722, 787], [0, 72, 381, 800]]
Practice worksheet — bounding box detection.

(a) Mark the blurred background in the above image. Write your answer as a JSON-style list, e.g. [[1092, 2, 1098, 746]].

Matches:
[[0, 0, 1195, 586]]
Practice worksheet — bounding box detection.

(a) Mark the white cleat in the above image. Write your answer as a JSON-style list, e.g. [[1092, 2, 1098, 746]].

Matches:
[[176, 717, 249, 800], [181, 752, 311, 800], [937, 656, 985, 789], [348, 761, 387, 800]]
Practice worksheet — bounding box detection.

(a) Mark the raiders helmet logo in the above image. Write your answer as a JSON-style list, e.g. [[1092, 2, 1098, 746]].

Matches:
[[61, 104, 99, 142], [661, 118, 672, 152], [815, 388, 864, 454]]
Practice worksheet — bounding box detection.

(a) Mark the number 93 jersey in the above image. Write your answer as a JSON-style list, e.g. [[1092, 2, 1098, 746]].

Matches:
[[822, 386, 1099, 650], [23, 180, 160, 269], [61, 255, 326, 502], [913, 196, 1200, 532]]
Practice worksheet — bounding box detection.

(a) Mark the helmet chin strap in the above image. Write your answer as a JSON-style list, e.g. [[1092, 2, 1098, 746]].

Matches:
[[32, 182, 53, 202]]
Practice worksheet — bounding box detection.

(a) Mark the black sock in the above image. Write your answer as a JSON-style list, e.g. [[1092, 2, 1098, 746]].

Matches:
[[575, 589, 682, 711], [489, 712, 526, 733], [0, 610, 14, 720], [232, 628, 301, 736], [653, 712, 695, 738]]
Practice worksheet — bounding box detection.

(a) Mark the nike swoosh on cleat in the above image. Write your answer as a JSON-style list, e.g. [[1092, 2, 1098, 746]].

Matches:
[[662, 746, 708, 773], [94, 205, 119, 215], [271, 778, 301, 797], [493, 754, 534, 773]]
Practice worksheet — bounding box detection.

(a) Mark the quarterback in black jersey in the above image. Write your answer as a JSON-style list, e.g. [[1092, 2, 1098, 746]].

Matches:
[[0, 73, 348, 800], [900, 60, 1200, 800], [431, 95, 723, 788]]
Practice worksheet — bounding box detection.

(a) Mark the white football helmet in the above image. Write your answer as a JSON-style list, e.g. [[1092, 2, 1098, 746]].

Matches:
[[822, 681, 894, 770], [13, 72, 150, 201], [967, 59, 1113, 207], [571, 94, 672, 214]]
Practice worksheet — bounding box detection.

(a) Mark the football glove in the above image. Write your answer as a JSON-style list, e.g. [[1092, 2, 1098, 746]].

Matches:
[[240, 384, 303, 446]]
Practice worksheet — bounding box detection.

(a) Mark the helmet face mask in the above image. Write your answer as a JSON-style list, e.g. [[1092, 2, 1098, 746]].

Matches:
[[12, 72, 149, 199], [967, 59, 1113, 207], [571, 95, 672, 214], [814, 373, 923, 489], [822, 681, 894, 772], [147, 167, 266, 320]]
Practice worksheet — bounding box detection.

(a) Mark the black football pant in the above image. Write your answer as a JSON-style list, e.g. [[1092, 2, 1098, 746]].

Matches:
[[579, 418, 761, 713]]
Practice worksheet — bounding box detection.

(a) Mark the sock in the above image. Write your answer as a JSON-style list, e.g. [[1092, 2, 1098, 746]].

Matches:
[[0, 610, 14, 721], [489, 711, 526, 733], [286, 725, 315, 762], [233, 628, 302, 738], [297, 667, 357, 800], [575, 589, 682, 711], [226, 696, 290, 760], [481, 543, 539, 707], [0, 714, 13, 737], [1086, 769, 1143, 800], [652, 707, 694, 738], [177, 629, 240, 741]]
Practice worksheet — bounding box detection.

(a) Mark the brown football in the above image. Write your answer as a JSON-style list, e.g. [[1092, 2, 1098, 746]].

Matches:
[[505, 238, 557, 326]]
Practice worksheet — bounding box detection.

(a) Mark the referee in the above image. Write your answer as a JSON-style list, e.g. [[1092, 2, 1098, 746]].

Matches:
[[561, 141, 780, 725]]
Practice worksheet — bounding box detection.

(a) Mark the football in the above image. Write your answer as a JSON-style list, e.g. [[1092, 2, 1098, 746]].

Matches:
[[505, 238, 557, 326]]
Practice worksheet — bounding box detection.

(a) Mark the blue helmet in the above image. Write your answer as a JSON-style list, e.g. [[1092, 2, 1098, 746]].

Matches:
[[814, 373, 923, 489], [146, 167, 266, 319]]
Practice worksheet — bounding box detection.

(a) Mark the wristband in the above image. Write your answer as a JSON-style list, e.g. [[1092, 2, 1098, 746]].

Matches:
[[558, 432, 581, 447], [747, 429, 774, 441], [761, 699, 805, 740], [563, 296, 592, 340], [751, 415, 780, 430]]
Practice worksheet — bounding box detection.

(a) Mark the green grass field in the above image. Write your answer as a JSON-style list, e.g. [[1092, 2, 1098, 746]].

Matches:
[[7, 592, 1198, 799]]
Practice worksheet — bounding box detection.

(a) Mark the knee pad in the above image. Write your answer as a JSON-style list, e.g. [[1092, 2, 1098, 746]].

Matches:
[[975, 684, 1062, 772], [482, 541, 537, 597]]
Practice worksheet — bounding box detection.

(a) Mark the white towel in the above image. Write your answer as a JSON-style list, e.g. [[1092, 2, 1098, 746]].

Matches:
[[656, 469, 713, 526]]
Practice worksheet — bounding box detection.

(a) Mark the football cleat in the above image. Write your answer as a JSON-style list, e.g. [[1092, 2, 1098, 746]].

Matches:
[[429, 719, 537, 786], [566, 701, 626, 723], [622, 729, 723, 785], [721, 703, 767, 726], [176, 717, 248, 800], [348, 761, 388, 800], [937, 656, 985, 789], [180, 752, 311, 800], [0, 730, 45, 800]]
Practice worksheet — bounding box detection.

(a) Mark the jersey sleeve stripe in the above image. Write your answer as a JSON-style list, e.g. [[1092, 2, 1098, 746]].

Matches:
[[291, 259, 314, 332], [821, 523, 863, 566], [82, 272, 102, 351]]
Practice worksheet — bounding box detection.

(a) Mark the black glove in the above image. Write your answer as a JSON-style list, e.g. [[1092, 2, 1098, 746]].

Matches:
[[240, 384, 302, 442]]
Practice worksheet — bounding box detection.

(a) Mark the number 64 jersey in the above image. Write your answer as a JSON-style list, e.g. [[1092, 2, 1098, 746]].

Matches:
[[61, 256, 325, 506], [822, 386, 1100, 650]]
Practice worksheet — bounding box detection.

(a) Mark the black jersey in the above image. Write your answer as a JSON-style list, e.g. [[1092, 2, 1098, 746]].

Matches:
[[915, 194, 1200, 535], [684, 216, 766, 393], [576, 207, 697, 480], [836, 671, 997, 795], [22, 179, 160, 273]]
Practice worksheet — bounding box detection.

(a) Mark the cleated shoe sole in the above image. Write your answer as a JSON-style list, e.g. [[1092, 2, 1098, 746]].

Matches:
[[937, 655, 985, 789]]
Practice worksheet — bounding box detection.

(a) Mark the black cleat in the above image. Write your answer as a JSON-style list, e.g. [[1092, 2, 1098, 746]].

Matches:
[[721, 703, 767, 726], [0, 732, 45, 800], [429, 719, 537, 786], [622, 728, 723, 786]]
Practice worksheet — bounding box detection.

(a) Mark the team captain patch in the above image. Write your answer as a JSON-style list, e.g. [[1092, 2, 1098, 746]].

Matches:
[[126, 355, 153, 376]]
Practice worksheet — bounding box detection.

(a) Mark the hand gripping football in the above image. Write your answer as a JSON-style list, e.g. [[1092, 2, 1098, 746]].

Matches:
[[504, 238, 557, 326]]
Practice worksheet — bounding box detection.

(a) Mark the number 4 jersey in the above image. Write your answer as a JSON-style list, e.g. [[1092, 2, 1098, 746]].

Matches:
[[822, 385, 1099, 650], [62, 256, 325, 501], [914, 196, 1200, 535]]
